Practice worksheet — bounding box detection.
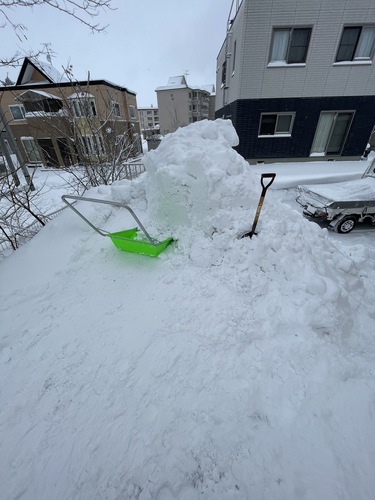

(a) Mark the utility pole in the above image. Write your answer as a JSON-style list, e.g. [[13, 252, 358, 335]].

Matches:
[[0, 106, 35, 190]]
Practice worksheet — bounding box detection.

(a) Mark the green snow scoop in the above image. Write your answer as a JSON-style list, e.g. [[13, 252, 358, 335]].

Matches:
[[241, 173, 276, 238], [62, 195, 174, 257]]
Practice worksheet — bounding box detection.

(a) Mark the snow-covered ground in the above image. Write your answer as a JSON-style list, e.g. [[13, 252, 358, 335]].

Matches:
[[1, 120, 375, 500]]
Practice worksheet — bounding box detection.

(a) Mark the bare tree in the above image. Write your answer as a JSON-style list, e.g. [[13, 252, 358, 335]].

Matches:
[[0, 167, 46, 250], [0, 0, 113, 67], [2, 70, 143, 192]]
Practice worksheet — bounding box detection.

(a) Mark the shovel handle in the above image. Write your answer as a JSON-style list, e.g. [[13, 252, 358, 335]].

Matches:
[[260, 173, 276, 191], [240, 172, 276, 239]]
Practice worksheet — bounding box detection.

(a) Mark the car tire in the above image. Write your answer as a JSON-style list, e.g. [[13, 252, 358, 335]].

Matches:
[[336, 216, 357, 234]]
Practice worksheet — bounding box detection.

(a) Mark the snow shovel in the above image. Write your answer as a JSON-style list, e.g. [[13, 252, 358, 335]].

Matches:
[[61, 195, 174, 257], [241, 173, 276, 238]]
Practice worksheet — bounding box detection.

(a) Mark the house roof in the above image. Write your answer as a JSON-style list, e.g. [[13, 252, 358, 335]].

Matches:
[[200, 84, 216, 95], [16, 57, 68, 85], [155, 75, 215, 94], [5, 57, 136, 96], [168, 75, 187, 86]]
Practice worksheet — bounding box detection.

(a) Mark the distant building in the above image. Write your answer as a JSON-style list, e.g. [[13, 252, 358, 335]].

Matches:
[[156, 76, 215, 135], [216, 0, 375, 163], [0, 57, 142, 167], [138, 106, 159, 133]]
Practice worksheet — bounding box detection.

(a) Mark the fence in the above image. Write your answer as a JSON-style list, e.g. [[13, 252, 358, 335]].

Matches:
[[122, 163, 146, 180]]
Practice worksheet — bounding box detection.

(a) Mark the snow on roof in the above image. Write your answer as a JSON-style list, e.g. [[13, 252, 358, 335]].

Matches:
[[155, 75, 214, 93], [168, 75, 187, 86], [98, 79, 136, 95], [33, 59, 69, 84], [200, 84, 216, 95]]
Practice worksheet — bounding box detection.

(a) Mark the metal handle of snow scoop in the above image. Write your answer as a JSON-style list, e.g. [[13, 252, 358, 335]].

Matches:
[[61, 195, 158, 244]]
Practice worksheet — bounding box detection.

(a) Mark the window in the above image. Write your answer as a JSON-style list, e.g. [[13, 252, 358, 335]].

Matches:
[[259, 113, 295, 136], [221, 60, 227, 86], [270, 28, 312, 64], [311, 111, 354, 156], [80, 135, 105, 156], [21, 138, 42, 162], [232, 40, 237, 73], [336, 26, 375, 62], [72, 98, 97, 118], [9, 105, 25, 120], [23, 98, 62, 114], [112, 101, 121, 117], [129, 105, 136, 118]]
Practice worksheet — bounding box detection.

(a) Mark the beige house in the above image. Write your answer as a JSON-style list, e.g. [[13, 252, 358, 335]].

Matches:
[[0, 57, 142, 167], [155, 76, 215, 136]]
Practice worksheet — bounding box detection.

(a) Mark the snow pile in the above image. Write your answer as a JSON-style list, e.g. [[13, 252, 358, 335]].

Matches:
[[110, 119, 364, 335], [112, 119, 364, 343], [1, 120, 375, 499], [142, 119, 256, 234]]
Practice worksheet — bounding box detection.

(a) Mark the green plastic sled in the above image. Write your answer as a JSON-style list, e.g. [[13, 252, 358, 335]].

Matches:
[[61, 195, 174, 257]]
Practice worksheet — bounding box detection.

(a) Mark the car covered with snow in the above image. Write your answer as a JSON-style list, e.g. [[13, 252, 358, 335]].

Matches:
[[296, 160, 375, 233]]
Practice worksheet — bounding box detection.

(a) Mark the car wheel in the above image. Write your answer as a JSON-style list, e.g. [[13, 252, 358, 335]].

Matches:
[[336, 216, 357, 234]]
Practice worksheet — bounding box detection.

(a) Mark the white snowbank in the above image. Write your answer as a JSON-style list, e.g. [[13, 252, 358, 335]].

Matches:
[[142, 119, 257, 233]]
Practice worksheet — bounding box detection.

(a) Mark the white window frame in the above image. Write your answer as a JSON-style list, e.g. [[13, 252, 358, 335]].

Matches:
[[310, 110, 355, 156], [258, 112, 295, 137], [9, 104, 26, 121], [269, 27, 312, 65], [335, 26, 375, 63], [111, 101, 121, 118], [129, 105, 136, 119], [72, 98, 97, 118], [80, 134, 105, 156]]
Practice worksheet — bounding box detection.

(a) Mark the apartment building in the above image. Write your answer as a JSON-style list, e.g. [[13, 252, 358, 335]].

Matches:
[[216, 0, 375, 163], [156, 76, 215, 135], [0, 57, 142, 167], [138, 106, 159, 132]]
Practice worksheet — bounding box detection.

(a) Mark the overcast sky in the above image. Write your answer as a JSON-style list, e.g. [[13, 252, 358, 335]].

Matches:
[[2, 0, 232, 107]]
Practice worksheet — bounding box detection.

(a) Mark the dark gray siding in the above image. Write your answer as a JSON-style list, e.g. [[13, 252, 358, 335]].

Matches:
[[216, 96, 375, 160]]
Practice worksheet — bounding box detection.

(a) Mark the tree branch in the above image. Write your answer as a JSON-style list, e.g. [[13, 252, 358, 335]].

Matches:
[[0, 0, 114, 67]]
